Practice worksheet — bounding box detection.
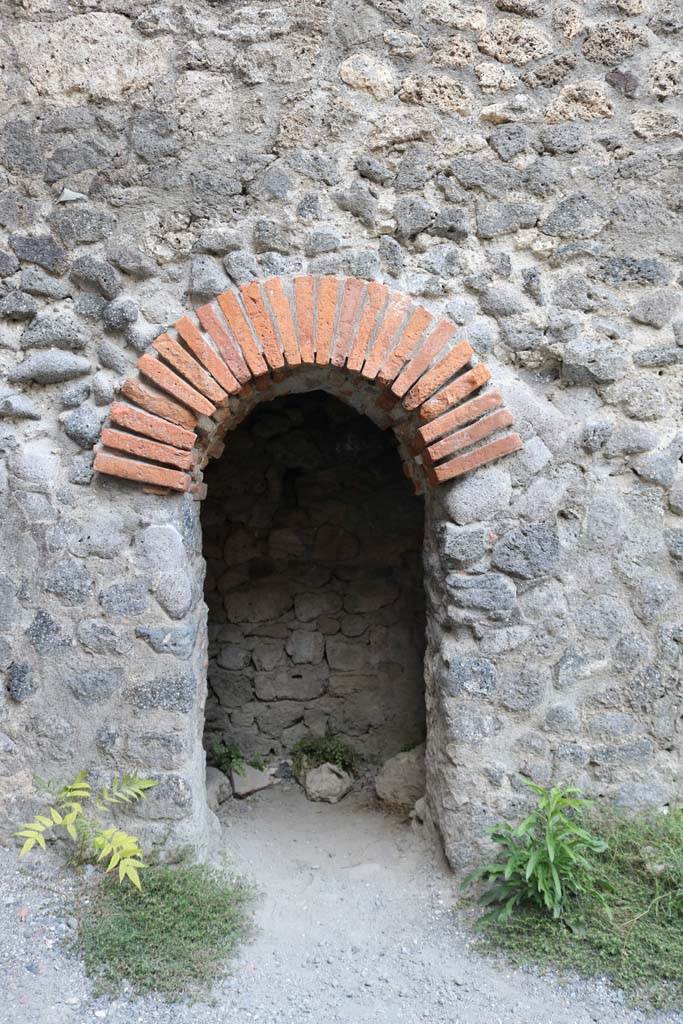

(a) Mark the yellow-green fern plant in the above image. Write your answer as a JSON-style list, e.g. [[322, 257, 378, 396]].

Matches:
[[15, 771, 156, 890]]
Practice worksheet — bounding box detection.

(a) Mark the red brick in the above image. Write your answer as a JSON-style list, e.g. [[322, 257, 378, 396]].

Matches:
[[427, 408, 514, 463], [418, 389, 504, 446], [390, 319, 457, 398], [240, 281, 284, 371], [119, 378, 197, 430], [331, 278, 366, 368], [293, 276, 315, 363], [402, 340, 473, 412], [110, 401, 196, 449], [101, 428, 194, 470], [432, 433, 523, 483], [198, 300, 253, 383], [362, 293, 411, 380], [152, 333, 227, 405], [420, 363, 492, 421], [315, 276, 340, 365], [94, 449, 190, 492], [264, 277, 301, 366], [376, 306, 433, 388], [137, 354, 216, 416], [174, 315, 240, 394], [347, 282, 389, 372]]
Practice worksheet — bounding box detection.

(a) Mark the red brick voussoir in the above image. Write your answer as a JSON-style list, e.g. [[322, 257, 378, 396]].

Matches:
[[91, 275, 522, 494]]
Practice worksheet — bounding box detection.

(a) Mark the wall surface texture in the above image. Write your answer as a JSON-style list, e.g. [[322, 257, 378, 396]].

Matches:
[[0, 0, 680, 867]]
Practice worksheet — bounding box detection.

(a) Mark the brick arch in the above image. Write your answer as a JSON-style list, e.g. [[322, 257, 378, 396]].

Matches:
[[92, 276, 522, 495]]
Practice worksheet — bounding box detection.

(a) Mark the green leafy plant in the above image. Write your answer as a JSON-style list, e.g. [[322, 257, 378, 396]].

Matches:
[[248, 754, 267, 771], [291, 735, 359, 780], [472, 807, 683, 1010], [78, 865, 251, 999], [15, 771, 156, 890], [465, 781, 607, 922], [209, 741, 246, 777]]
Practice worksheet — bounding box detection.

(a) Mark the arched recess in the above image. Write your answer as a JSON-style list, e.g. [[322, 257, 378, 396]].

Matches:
[[91, 276, 522, 494]]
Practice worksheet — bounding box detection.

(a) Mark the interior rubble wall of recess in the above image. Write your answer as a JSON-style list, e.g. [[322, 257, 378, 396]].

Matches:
[[0, 0, 681, 868], [202, 391, 427, 764]]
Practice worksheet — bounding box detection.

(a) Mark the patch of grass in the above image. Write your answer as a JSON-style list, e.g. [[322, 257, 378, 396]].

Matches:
[[472, 809, 683, 1010], [291, 735, 359, 780], [78, 865, 251, 1000]]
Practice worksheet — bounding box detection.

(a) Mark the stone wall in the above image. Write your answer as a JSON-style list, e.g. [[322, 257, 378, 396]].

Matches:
[[0, 0, 680, 866], [202, 391, 426, 762]]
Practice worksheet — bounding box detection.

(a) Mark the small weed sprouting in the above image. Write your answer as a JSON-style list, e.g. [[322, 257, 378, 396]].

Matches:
[[15, 771, 156, 890], [291, 736, 359, 780], [464, 781, 607, 922], [78, 865, 251, 999], [465, 783, 683, 1011], [209, 741, 246, 777], [248, 754, 267, 772]]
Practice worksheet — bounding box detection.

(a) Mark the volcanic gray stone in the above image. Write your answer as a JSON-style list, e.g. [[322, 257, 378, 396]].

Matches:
[[19, 268, 71, 299], [492, 521, 561, 579], [26, 610, 71, 653], [106, 243, 157, 279], [446, 572, 518, 617], [0, 251, 19, 277], [253, 219, 292, 255], [355, 153, 393, 185], [77, 618, 130, 655], [7, 662, 36, 702], [0, 291, 37, 320], [99, 581, 149, 617], [0, 392, 41, 419], [476, 201, 539, 239], [576, 595, 630, 639], [45, 558, 94, 604], [189, 255, 229, 298], [562, 337, 629, 385], [542, 194, 608, 239], [8, 349, 90, 386], [304, 763, 352, 803], [631, 289, 681, 329], [439, 523, 492, 566], [136, 623, 198, 659], [633, 345, 683, 368], [70, 256, 122, 299], [102, 297, 139, 331], [442, 466, 512, 523], [69, 667, 124, 704], [394, 196, 435, 239], [96, 339, 129, 374], [9, 234, 67, 273], [48, 207, 114, 246], [61, 381, 91, 408], [479, 284, 526, 317], [61, 403, 105, 448], [127, 673, 196, 713], [440, 644, 497, 697], [21, 313, 85, 351], [430, 206, 470, 240], [335, 182, 379, 230], [490, 124, 530, 161], [223, 250, 259, 284]]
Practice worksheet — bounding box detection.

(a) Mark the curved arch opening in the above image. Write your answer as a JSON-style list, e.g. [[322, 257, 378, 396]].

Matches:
[[201, 389, 426, 776]]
